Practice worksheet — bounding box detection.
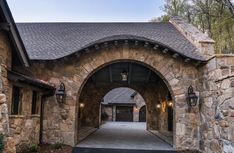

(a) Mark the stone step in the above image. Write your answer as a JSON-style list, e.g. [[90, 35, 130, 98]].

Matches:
[[72, 147, 177, 153]]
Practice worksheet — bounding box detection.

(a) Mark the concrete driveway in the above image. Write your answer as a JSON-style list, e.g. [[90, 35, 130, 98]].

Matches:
[[77, 122, 174, 151]]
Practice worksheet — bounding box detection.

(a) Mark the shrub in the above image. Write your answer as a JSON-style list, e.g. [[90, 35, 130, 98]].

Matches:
[[17, 143, 39, 153], [29, 144, 39, 153], [53, 141, 64, 149]]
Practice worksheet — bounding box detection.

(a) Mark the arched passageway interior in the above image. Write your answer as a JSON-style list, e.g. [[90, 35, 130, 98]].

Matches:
[[77, 61, 174, 145], [101, 87, 146, 123]]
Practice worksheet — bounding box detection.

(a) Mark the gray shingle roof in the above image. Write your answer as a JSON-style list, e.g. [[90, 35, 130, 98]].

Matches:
[[16, 22, 206, 61], [103, 88, 136, 104]]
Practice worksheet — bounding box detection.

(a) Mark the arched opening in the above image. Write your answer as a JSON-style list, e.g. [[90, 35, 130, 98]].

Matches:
[[101, 87, 146, 123], [77, 61, 174, 149]]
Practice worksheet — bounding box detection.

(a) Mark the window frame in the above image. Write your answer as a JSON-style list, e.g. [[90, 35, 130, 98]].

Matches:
[[11, 86, 22, 115], [31, 90, 39, 115]]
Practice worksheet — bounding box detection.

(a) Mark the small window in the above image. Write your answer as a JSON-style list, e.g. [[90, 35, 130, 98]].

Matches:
[[31, 91, 39, 114], [11, 86, 22, 115]]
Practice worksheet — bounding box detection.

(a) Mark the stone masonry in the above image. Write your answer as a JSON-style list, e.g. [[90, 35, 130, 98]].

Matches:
[[28, 43, 202, 151], [199, 55, 234, 153], [0, 5, 233, 152], [0, 31, 16, 153]]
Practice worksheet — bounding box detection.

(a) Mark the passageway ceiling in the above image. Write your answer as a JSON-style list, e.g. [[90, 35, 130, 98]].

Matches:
[[90, 62, 160, 86]]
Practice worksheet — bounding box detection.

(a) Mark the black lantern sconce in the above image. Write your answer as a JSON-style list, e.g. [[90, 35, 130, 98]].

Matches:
[[187, 85, 198, 112], [55, 82, 66, 103], [121, 70, 128, 81]]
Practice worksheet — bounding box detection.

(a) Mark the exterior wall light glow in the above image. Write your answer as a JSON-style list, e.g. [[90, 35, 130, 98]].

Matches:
[[168, 101, 173, 107], [80, 103, 85, 108], [121, 70, 128, 81], [55, 82, 66, 103], [187, 85, 198, 112], [156, 104, 161, 109]]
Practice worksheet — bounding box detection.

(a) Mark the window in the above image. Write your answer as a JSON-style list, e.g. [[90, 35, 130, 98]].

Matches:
[[11, 86, 22, 115], [31, 91, 39, 114]]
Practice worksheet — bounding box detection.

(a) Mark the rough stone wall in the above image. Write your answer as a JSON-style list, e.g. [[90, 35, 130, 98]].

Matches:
[[102, 106, 113, 121], [199, 55, 234, 153], [0, 31, 16, 153], [6, 85, 43, 151], [0, 94, 9, 135], [0, 32, 12, 133], [0, 32, 12, 94], [9, 115, 40, 146], [133, 93, 145, 122], [28, 43, 201, 151]]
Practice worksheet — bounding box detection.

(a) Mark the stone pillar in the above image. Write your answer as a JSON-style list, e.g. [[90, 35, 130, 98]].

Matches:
[[112, 106, 116, 121], [199, 55, 234, 153], [133, 106, 139, 122], [0, 94, 9, 135], [3, 137, 16, 153], [0, 94, 16, 153], [170, 16, 215, 58]]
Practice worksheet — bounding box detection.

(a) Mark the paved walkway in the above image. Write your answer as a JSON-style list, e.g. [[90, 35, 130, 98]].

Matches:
[[77, 122, 174, 151]]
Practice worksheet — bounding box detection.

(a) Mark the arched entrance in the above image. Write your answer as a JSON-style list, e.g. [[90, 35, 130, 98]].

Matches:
[[37, 37, 201, 150], [77, 61, 174, 147], [101, 87, 146, 123]]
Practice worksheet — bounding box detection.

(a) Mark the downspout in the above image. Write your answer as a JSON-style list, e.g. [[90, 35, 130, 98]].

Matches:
[[39, 95, 45, 144]]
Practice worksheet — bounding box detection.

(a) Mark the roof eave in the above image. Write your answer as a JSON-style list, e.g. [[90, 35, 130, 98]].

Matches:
[[0, 0, 30, 67]]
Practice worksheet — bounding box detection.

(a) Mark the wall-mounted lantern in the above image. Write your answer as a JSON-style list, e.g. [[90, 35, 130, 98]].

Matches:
[[55, 82, 66, 103], [121, 70, 128, 81], [187, 85, 198, 112]]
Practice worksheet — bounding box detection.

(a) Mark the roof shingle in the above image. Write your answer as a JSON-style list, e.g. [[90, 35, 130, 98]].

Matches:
[[16, 22, 206, 61]]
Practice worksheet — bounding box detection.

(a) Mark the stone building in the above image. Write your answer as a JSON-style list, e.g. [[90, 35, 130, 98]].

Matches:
[[0, 0, 233, 152], [101, 87, 146, 122]]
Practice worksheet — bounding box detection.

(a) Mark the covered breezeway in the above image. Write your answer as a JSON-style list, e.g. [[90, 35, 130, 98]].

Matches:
[[77, 61, 174, 146], [75, 122, 176, 153]]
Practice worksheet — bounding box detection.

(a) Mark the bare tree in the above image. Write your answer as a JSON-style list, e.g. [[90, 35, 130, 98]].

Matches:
[[222, 0, 234, 17]]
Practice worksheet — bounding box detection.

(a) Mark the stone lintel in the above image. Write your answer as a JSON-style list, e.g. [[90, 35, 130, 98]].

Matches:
[[169, 16, 215, 57]]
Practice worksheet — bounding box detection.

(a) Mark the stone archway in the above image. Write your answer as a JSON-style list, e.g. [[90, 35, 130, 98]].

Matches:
[[32, 41, 201, 150], [76, 60, 175, 145], [73, 43, 201, 149]]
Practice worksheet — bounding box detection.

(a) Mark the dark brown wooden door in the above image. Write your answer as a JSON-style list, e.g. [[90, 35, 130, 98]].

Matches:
[[139, 106, 146, 122], [116, 106, 133, 122]]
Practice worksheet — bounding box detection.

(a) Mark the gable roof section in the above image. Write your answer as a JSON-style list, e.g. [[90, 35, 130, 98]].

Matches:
[[0, 0, 30, 66], [103, 88, 136, 104], [16, 22, 207, 61]]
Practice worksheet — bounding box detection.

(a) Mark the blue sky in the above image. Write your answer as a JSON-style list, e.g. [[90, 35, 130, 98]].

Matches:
[[6, 0, 165, 22]]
